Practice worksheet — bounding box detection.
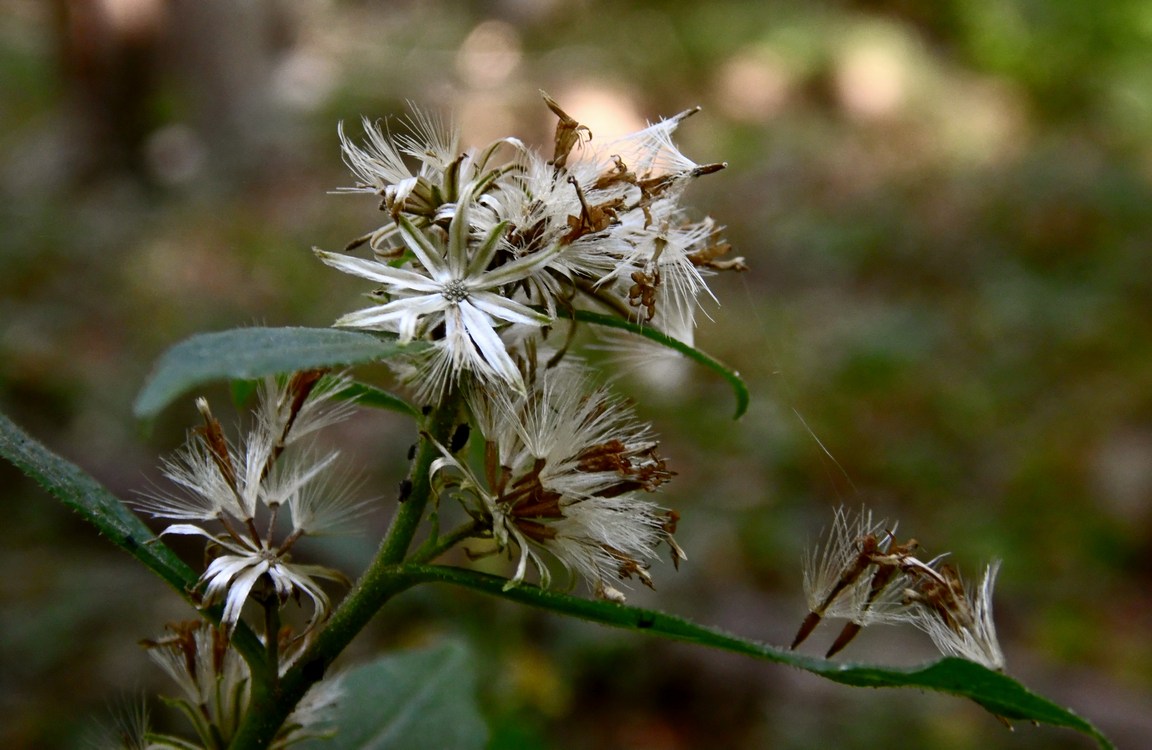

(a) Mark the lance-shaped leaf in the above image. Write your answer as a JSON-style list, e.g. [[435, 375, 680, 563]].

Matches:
[[134, 327, 421, 420], [0, 410, 268, 667], [401, 564, 1113, 750], [340, 381, 420, 417], [562, 308, 750, 419], [0, 411, 196, 593]]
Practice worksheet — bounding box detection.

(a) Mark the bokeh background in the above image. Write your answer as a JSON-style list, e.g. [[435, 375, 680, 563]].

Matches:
[[3, 1, 1151, 748]]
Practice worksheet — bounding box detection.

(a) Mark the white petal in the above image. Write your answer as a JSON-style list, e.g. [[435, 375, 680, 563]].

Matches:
[[468, 291, 551, 327], [334, 294, 448, 335], [160, 523, 220, 539], [220, 562, 268, 629], [314, 249, 441, 292], [457, 301, 523, 388], [397, 216, 449, 279], [479, 243, 562, 289]]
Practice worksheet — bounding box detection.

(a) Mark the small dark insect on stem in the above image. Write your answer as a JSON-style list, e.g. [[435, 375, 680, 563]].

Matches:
[[449, 424, 470, 454], [397, 478, 413, 503]]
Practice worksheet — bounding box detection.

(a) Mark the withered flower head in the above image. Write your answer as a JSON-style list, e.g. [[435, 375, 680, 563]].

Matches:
[[793, 506, 1005, 668], [430, 365, 682, 600], [316, 94, 742, 400], [907, 560, 1005, 671], [141, 621, 342, 748], [136, 372, 365, 634]]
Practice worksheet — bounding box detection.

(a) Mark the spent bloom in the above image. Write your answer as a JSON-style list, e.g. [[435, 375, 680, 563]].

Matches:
[[316, 93, 743, 401], [907, 560, 1006, 671], [315, 189, 554, 396], [141, 621, 341, 748], [136, 371, 364, 633], [430, 365, 682, 601], [792, 506, 1004, 668]]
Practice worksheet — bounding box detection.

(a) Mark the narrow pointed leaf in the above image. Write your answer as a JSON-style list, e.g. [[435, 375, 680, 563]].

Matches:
[[0, 411, 197, 592], [0, 411, 269, 670], [402, 564, 1112, 750], [340, 381, 420, 417], [563, 308, 750, 419], [135, 327, 421, 419]]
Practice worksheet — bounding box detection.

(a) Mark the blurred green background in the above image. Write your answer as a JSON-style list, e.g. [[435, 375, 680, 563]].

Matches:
[[2, 1, 1151, 748]]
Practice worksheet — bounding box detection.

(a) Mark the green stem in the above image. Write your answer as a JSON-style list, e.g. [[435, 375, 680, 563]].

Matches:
[[263, 598, 280, 673], [229, 620, 269, 678], [397, 564, 1113, 750], [378, 390, 463, 564], [226, 390, 463, 750], [572, 277, 635, 320], [410, 519, 483, 565]]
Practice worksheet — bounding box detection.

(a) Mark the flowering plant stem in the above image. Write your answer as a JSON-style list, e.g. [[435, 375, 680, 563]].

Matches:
[[0, 400, 1115, 749], [227, 390, 462, 750], [395, 565, 1114, 749]]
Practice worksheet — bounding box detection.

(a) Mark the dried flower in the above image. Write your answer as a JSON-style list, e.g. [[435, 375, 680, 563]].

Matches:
[[793, 506, 910, 651], [318, 94, 743, 400], [907, 560, 1005, 671], [142, 621, 342, 748], [793, 506, 1006, 668], [136, 372, 363, 634], [86, 699, 155, 750], [431, 366, 682, 600]]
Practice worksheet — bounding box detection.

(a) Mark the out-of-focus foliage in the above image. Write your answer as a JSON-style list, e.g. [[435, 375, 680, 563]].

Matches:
[[2, 1, 1150, 748]]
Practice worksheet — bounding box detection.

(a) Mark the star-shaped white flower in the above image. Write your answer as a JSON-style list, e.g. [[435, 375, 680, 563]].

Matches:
[[135, 374, 363, 635], [316, 189, 555, 394]]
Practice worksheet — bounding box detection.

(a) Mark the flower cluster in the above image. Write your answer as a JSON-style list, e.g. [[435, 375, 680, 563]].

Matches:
[[316, 93, 744, 401], [792, 506, 1005, 671], [430, 366, 683, 601], [137, 621, 340, 749], [136, 371, 364, 634]]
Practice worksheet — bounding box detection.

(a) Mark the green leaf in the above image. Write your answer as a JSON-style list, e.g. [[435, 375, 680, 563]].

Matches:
[[564, 308, 750, 419], [225, 378, 420, 419], [297, 641, 488, 750], [229, 378, 260, 409], [0, 411, 197, 594], [403, 565, 1113, 750], [0, 411, 272, 671], [134, 327, 421, 420], [342, 381, 421, 418]]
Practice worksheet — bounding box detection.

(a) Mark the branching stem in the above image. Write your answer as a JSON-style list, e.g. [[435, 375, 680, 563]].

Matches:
[[226, 389, 463, 750]]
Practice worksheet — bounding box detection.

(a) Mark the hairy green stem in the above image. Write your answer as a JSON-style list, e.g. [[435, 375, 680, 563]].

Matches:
[[410, 519, 484, 565], [263, 598, 280, 676], [395, 564, 1112, 750], [226, 390, 462, 750]]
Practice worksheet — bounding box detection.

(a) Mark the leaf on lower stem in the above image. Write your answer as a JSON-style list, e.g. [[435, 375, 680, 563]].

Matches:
[[0, 411, 196, 593], [405, 564, 1114, 750], [295, 641, 488, 750]]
